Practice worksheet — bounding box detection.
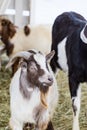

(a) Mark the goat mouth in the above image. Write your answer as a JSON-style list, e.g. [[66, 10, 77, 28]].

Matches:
[[39, 81, 53, 94], [43, 81, 53, 87]]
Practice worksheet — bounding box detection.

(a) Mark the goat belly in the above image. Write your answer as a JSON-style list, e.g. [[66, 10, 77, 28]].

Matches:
[[10, 68, 41, 124]]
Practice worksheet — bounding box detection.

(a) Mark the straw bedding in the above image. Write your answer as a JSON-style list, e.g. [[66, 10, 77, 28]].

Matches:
[[0, 64, 87, 130]]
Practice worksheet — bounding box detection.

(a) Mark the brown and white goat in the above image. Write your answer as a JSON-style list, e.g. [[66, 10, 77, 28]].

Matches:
[[6, 49, 58, 130], [0, 18, 51, 73], [0, 18, 51, 57]]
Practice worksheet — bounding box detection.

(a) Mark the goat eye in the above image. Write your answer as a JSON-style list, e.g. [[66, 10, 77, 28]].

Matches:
[[1, 20, 6, 26], [21, 62, 27, 68], [29, 62, 37, 72]]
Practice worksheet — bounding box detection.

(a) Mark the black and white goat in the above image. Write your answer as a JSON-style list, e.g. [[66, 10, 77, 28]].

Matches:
[[50, 11, 87, 130], [6, 49, 58, 130]]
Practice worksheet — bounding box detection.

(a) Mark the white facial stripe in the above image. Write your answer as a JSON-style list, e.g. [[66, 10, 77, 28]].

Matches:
[[34, 53, 50, 83], [80, 24, 87, 44], [34, 53, 48, 72], [57, 37, 68, 72]]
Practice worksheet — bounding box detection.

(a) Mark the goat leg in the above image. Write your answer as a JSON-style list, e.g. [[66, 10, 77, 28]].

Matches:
[[45, 121, 54, 130]]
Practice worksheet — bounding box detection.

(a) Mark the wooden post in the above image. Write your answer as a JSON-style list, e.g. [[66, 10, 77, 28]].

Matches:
[[0, 0, 11, 14], [30, 0, 36, 25], [15, 0, 23, 27]]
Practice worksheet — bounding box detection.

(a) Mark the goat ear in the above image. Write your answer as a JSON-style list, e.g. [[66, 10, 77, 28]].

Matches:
[[6, 57, 19, 69], [80, 24, 87, 43], [19, 60, 27, 69], [24, 25, 30, 36], [6, 57, 25, 70], [84, 25, 87, 38], [46, 50, 55, 62]]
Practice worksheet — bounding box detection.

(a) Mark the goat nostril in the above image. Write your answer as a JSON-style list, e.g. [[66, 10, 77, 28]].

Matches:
[[48, 77, 53, 82]]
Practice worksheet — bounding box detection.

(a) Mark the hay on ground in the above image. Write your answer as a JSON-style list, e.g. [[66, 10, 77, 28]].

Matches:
[[0, 64, 87, 130]]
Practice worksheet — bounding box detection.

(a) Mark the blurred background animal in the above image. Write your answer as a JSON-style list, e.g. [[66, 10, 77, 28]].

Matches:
[[0, 17, 52, 73]]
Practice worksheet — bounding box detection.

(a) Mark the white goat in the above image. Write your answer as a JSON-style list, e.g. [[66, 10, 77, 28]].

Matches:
[[6, 49, 58, 130]]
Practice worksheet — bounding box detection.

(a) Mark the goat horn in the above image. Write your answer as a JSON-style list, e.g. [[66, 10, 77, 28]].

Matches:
[[6, 51, 31, 69]]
